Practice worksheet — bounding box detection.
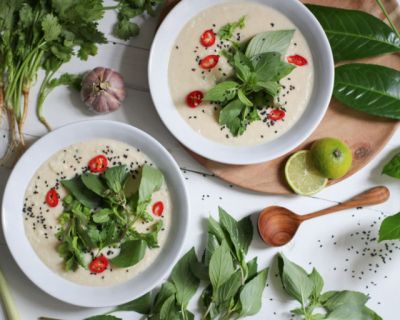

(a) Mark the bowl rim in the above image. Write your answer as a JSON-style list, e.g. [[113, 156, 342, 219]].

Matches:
[[149, 0, 335, 165], [1, 120, 190, 307]]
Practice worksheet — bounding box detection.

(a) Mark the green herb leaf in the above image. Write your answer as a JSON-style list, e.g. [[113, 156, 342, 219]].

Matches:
[[84, 315, 122, 320], [246, 257, 258, 280], [245, 30, 295, 58], [307, 4, 400, 61], [41, 14, 62, 42], [204, 233, 220, 266], [252, 52, 295, 82], [159, 295, 180, 320], [322, 290, 371, 320], [61, 176, 101, 209], [204, 81, 240, 102], [334, 64, 400, 119], [218, 16, 246, 41], [378, 212, 400, 242], [110, 240, 147, 268], [113, 292, 152, 314], [219, 99, 245, 136], [104, 165, 130, 194], [138, 165, 164, 204], [209, 241, 235, 290], [278, 253, 314, 305], [309, 268, 324, 300], [113, 18, 140, 41], [170, 248, 199, 307], [238, 216, 253, 254], [238, 89, 253, 106], [382, 153, 400, 178], [92, 208, 112, 224], [216, 269, 243, 303], [154, 281, 176, 313], [239, 268, 269, 316], [255, 81, 281, 97], [81, 173, 107, 196]]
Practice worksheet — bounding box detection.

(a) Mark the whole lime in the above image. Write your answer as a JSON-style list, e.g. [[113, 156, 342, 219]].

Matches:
[[310, 138, 353, 179]]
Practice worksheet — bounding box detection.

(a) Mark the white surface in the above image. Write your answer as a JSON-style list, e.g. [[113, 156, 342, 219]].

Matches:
[[0, 1, 399, 319], [149, 0, 334, 164], [2, 121, 189, 307]]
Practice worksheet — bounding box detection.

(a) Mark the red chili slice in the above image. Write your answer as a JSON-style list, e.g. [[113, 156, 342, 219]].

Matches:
[[45, 189, 59, 208], [287, 55, 308, 66], [88, 155, 108, 173], [152, 201, 164, 217], [89, 255, 108, 273], [200, 29, 216, 47], [268, 109, 286, 121], [186, 90, 204, 108], [200, 55, 220, 69]]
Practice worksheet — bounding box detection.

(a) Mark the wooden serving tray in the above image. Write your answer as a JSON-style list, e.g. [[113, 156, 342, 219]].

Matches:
[[161, 0, 400, 194]]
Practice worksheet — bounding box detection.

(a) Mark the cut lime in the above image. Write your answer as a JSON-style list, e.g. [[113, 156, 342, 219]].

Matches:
[[285, 150, 328, 196]]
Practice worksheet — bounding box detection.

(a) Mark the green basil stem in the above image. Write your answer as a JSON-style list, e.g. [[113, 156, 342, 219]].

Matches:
[[0, 267, 20, 320], [376, 0, 400, 38]]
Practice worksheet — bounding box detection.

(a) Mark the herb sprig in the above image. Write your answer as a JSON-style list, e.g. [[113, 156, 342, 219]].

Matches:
[[57, 164, 164, 271], [204, 24, 296, 136], [277, 254, 382, 320]]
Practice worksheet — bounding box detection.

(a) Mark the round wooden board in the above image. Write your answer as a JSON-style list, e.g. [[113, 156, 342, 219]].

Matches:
[[160, 0, 400, 194]]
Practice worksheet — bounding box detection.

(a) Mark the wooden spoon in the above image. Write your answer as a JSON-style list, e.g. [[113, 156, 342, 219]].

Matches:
[[258, 186, 390, 247]]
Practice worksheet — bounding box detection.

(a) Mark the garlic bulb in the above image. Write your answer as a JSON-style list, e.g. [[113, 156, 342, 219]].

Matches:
[[81, 67, 126, 113]]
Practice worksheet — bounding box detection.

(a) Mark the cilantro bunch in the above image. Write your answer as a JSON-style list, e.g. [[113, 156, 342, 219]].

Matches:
[[204, 29, 296, 136], [57, 164, 164, 271]]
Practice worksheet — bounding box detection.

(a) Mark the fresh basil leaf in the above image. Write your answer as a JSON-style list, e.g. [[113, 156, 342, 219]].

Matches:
[[113, 292, 152, 314], [246, 257, 258, 280], [245, 30, 295, 58], [238, 216, 253, 254], [233, 51, 253, 82], [218, 16, 246, 41], [92, 208, 112, 224], [216, 269, 243, 303], [110, 239, 146, 268], [104, 165, 130, 193], [334, 64, 400, 119], [209, 241, 235, 290], [170, 248, 199, 307], [382, 153, 400, 178], [255, 81, 281, 97], [138, 165, 164, 204], [238, 89, 253, 106], [61, 176, 101, 209], [307, 4, 400, 61], [322, 291, 370, 320], [278, 253, 314, 305], [159, 295, 180, 320], [219, 99, 246, 136], [378, 212, 400, 242], [239, 268, 269, 316], [190, 259, 209, 281], [309, 268, 324, 300], [129, 220, 163, 248], [81, 173, 108, 197], [204, 233, 220, 266], [154, 281, 176, 313], [71, 236, 86, 269], [204, 81, 239, 102], [252, 52, 295, 82], [208, 217, 225, 243], [76, 224, 95, 249], [364, 307, 383, 320]]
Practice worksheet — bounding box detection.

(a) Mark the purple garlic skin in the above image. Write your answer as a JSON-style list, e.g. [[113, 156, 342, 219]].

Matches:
[[81, 67, 126, 113]]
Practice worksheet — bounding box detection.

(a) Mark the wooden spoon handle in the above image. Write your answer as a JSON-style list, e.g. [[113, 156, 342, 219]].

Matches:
[[300, 186, 390, 221]]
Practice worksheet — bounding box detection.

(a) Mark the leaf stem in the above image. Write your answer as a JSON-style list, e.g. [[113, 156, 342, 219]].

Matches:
[[0, 266, 20, 320], [376, 0, 400, 38]]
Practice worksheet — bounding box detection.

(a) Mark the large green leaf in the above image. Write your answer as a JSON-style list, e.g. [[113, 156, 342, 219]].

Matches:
[[334, 64, 400, 119], [245, 30, 295, 58], [307, 5, 400, 61]]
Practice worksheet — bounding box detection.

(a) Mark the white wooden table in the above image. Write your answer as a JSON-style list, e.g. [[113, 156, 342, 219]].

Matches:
[[1, 3, 400, 319]]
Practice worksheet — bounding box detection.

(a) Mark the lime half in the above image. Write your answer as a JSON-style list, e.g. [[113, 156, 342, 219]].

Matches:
[[285, 150, 328, 196]]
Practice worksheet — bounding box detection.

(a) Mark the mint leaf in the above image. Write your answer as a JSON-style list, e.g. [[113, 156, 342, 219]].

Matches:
[[245, 30, 295, 58], [382, 153, 400, 178], [378, 212, 400, 241], [204, 81, 239, 102], [110, 240, 147, 268], [170, 248, 199, 308], [209, 241, 234, 290], [239, 268, 269, 316], [218, 16, 246, 40]]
